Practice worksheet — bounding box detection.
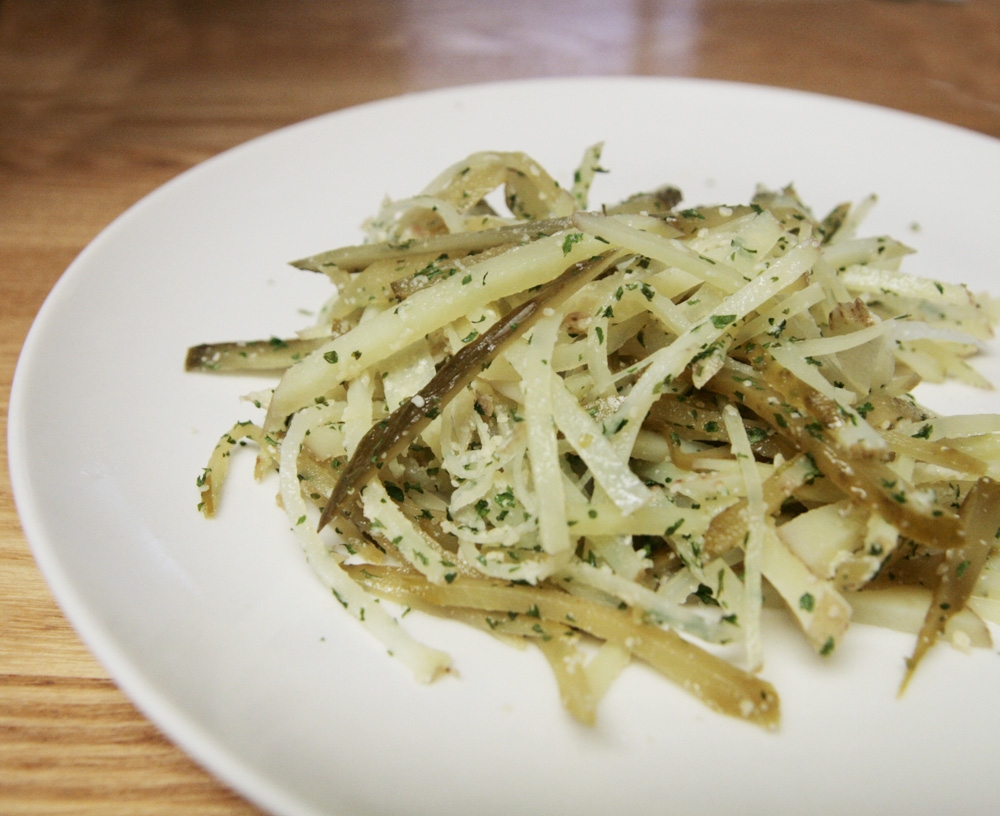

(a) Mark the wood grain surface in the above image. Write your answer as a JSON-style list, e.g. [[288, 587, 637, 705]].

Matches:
[[2, 1, 999, 813]]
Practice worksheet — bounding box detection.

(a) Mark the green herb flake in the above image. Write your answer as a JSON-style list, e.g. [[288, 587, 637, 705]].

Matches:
[[694, 583, 719, 606], [664, 518, 684, 536], [562, 232, 585, 256]]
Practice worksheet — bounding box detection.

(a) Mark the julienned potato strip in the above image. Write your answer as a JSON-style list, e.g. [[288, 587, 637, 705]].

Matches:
[[190, 145, 1000, 730]]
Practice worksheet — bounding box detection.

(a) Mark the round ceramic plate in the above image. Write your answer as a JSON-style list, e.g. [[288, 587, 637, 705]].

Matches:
[[10, 77, 1000, 816]]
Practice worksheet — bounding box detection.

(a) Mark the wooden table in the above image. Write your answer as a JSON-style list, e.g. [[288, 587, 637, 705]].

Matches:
[[2, 1, 998, 812]]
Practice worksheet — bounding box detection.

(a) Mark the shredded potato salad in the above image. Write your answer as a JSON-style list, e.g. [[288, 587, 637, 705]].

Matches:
[[189, 145, 1000, 729]]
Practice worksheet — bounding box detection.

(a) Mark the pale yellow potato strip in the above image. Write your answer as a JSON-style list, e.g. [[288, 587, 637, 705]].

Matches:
[[265, 230, 607, 429], [573, 211, 744, 293], [361, 479, 456, 584], [723, 404, 765, 670], [547, 367, 652, 516], [280, 407, 451, 683], [507, 315, 571, 555]]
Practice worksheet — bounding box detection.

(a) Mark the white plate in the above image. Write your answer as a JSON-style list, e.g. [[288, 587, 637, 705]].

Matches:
[[10, 77, 1000, 816]]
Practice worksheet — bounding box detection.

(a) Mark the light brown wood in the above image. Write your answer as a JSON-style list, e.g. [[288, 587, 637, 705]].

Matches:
[[2, 1, 999, 812]]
